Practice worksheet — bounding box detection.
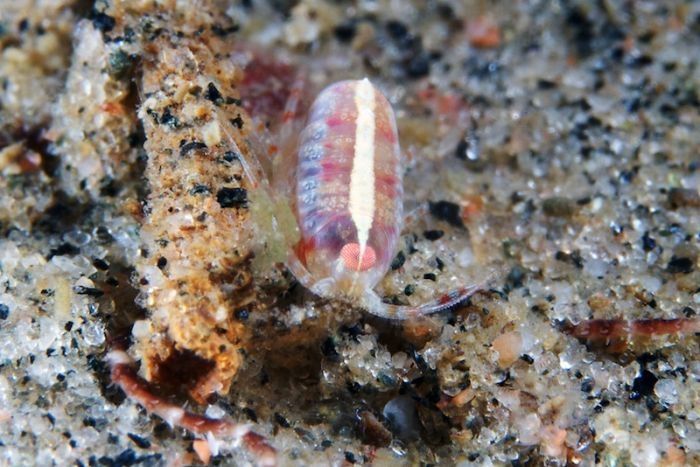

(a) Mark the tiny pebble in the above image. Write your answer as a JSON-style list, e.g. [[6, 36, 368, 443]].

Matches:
[[667, 256, 694, 274], [216, 187, 248, 208], [542, 197, 577, 218], [82, 322, 106, 347], [423, 230, 444, 241], [429, 200, 464, 228], [668, 188, 700, 209], [382, 396, 420, 441], [654, 379, 679, 406]]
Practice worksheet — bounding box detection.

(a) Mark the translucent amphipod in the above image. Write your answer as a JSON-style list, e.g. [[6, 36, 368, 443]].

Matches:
[[282, 79, 483, 319]]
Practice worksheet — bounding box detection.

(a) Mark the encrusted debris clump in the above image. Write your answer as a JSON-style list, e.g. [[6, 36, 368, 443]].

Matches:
[[130, 30, 259, 404]]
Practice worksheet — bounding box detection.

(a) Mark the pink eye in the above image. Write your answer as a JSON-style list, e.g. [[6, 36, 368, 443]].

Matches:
[[340, 243, 377, 271]]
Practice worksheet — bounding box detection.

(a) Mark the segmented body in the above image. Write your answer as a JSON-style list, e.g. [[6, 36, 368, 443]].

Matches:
[[295, 79, 402, 292]]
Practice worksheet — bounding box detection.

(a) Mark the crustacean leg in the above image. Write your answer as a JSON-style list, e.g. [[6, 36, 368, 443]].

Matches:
[[365, 276, 492, 320], [107, 349, 277, 466]]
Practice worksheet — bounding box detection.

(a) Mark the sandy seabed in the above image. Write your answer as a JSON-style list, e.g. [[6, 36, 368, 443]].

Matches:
[[0, 1, 698, 465]]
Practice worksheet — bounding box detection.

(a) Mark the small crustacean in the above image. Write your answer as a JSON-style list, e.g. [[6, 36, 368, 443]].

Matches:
[[562, 317, 700, 353], [267, 78, 484, 319]]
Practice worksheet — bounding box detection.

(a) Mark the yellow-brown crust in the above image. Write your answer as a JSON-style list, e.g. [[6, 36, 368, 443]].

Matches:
[[134, 31, 259, 399]]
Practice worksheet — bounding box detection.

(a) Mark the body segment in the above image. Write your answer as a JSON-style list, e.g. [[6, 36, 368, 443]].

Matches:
[[295, 79, 403, 297]]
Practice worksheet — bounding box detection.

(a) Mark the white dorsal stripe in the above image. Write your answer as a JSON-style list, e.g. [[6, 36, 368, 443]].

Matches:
[[349, 78, 376, 269]]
